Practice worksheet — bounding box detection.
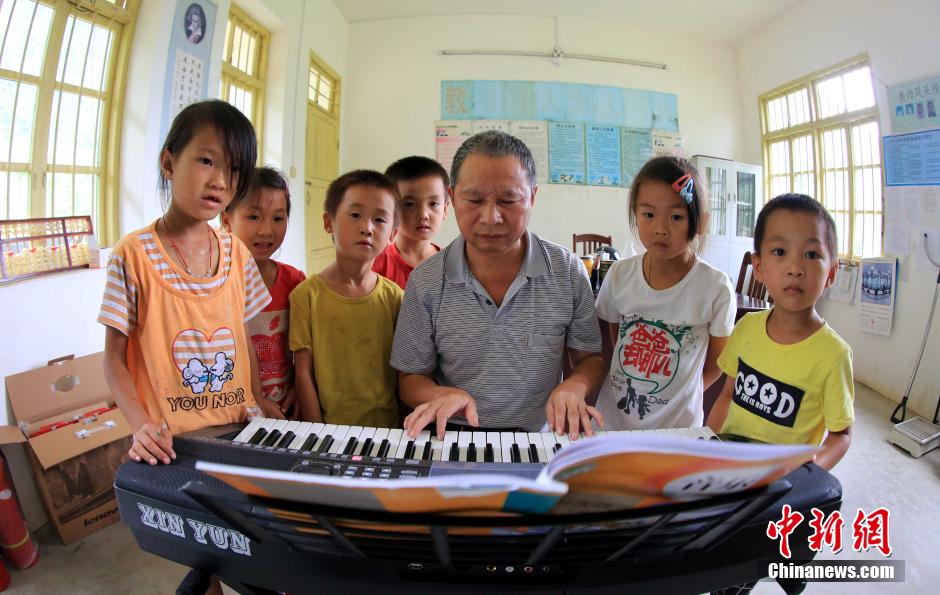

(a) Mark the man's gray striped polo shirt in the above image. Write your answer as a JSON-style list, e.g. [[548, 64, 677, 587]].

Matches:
[[390, 231, 602, 431]]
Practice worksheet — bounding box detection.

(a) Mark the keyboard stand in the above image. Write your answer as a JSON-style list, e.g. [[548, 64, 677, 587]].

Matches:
[[113, 461, 840, 594]]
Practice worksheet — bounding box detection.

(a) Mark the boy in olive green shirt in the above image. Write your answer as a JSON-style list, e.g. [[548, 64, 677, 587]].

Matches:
[[289, 170, 403, 428]]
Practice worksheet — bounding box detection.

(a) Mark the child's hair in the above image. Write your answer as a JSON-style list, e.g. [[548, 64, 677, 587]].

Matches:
[[224, 166, 292, 216], [753, 193, 838, 259], [324, 170, 401, 225], [385, 156, 450, 190], [158, 100, 257, 208], [628, 156, 708, 242]]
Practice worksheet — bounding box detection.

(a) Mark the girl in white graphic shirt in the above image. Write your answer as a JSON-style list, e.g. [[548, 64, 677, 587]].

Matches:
[[595, 156, 735, 430]]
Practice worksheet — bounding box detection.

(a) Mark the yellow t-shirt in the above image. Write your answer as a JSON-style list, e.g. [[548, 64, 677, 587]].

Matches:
[[717, 309, 854, 446], [288, 274, 403, 428]]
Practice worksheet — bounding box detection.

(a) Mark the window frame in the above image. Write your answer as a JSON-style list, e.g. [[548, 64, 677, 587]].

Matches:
[[308, 55, 339, 116], [219, 3, 268, 156], [759, 55, 881, 261], [0, 0, 137, 246]]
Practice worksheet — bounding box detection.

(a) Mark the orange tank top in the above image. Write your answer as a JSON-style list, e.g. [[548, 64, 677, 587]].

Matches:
[[122, 225, 259, 434]]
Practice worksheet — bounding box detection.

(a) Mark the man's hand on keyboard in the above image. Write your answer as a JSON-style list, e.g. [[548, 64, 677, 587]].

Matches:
[[404, 389, 479, 440], [546, 386, 604, 440]]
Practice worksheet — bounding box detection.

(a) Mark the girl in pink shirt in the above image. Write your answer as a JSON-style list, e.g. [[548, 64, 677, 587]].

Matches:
[[222, 167, 306, 417]]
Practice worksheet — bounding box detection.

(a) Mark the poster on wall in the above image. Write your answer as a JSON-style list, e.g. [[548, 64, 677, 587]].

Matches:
[[471, 120, 510, 134], [441, 80, 679, 132], [621, 127, 652, 187], [652, 130, 684, 157], [883, 129, 940, 186], [434, 121, 472, 177], [442, 81, 473, 119], [585, 125, 621, 186], [548, 122, 585, 185], [508, 121, 548, 183], [884, 186, 920, 256], [824, 263, 858, 304], [884, 185, 940, 273], [161, 0, 216, 139], [856, 257, 898, 336], [888, 75, 940, 134]]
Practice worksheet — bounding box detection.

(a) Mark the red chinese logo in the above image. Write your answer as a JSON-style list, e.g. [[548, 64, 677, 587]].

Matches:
[[808, 509, 844, 554], [766, 504, 805, 559], [852, 507, 892, 556], [623, 323, 673, 379], [767, 506, 893, 558]]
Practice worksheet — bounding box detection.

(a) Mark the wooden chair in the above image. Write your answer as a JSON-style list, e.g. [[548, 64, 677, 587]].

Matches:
[[572, 233, 612, 256], [736, 251, 771, 302]]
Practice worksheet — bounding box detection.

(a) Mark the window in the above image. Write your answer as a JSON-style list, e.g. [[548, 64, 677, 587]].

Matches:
[[760, 57, 881, 260], [219, 4, 267, 152], [308, 61, 337, 115], [0, 0, 137, 245]]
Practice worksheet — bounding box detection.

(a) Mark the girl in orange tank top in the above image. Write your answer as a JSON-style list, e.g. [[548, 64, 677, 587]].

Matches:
[[99, 100, 284, 469]]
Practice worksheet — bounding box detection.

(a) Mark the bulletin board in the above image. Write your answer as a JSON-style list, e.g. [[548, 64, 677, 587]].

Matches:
[[437, 80, 682, 187]]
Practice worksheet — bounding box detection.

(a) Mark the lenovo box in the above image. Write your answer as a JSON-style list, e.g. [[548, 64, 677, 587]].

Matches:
[[1, 353, 132, 543]]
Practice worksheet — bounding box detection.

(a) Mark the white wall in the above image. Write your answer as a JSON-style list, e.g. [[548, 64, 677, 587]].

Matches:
[[736, 0, 940, 418], [342, 14, 745, 253]]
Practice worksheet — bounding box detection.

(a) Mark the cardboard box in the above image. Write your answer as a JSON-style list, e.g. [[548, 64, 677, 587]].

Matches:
[[1, 353, 132, 544]]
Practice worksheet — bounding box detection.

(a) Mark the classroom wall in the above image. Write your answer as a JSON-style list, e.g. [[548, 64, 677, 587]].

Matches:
[[341, 14, 746, 254], [735, 0, 940, 418]]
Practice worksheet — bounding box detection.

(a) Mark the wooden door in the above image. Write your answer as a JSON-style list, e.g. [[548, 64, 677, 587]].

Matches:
[[304, 57, 340, 275]]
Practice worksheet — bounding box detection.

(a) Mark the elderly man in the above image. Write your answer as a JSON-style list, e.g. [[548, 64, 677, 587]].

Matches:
[[391, 130, 605, 440]]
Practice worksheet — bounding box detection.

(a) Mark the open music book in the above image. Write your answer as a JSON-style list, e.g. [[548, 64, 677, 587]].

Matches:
[[196, 435, 816, 515]]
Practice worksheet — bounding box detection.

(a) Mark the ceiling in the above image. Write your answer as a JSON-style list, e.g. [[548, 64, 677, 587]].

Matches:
[[332, 0, 803, 45]]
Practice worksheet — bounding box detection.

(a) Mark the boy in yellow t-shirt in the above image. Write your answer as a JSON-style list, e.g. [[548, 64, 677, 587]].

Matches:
[[706, 193, 853, 470], [289, 170, 403, 428]]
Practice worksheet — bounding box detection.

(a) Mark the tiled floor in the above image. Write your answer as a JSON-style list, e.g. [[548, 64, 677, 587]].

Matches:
[[6, 382, 939, 593]]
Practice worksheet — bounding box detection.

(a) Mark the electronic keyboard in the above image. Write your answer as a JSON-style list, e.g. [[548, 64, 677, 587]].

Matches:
[[171, 418, 718, 480], [115, 420, 841, 594]]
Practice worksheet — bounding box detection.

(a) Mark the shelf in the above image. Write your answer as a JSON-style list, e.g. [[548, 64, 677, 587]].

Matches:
[[0, 216, 96, 283]]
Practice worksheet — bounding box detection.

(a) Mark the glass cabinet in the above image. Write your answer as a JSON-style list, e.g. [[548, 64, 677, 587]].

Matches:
[[692, 156, 763, 286]]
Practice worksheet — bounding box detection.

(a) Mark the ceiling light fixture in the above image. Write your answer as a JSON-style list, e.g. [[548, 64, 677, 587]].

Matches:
[[440, 46, 667, 70]]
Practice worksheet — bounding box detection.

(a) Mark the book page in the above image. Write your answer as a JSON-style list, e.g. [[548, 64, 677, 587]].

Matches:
[[543, 435, 816, 512], [197, 461, 566, 515]]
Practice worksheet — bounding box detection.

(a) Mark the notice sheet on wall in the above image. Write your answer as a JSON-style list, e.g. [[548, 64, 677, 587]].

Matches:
[[824, 263, 858, 304], [434, 121, 472, 178], [509, 121, 548, 183], [548, 122, 585, 184], [652, 130, 684, 157], [884, 186, 921, 256], [621, 128, 652, 186], [586, 125, 622, 186], [883, 129, 940, 186], [856, 257, 898, 336], [471, 120, 510, 134], [884, 185, 940, 271]]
